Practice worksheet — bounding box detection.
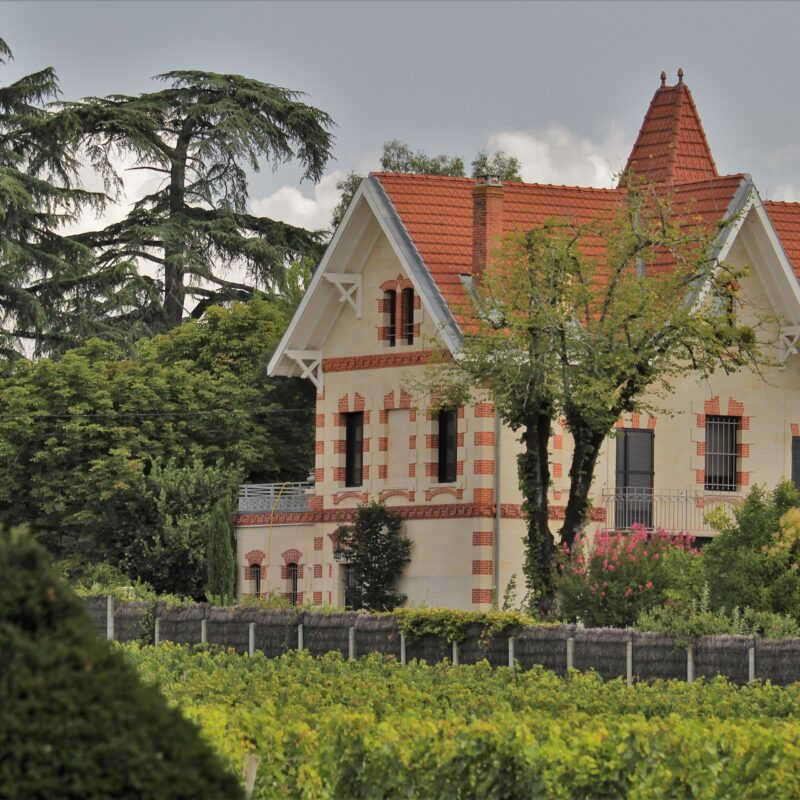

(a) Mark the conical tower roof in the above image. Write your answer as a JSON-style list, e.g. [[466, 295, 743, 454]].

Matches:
[[622, 68, 718, 185]]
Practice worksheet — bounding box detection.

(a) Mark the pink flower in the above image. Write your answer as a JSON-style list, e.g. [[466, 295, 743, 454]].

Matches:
[[646, 581, 653, 589]]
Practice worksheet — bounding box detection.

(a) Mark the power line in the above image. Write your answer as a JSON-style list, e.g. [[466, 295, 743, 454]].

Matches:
[[0, 406, 315, 422]]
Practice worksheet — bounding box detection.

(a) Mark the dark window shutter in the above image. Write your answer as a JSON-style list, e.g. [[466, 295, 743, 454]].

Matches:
[[438, 408, 457, 483], [792, 436, 800, 488]]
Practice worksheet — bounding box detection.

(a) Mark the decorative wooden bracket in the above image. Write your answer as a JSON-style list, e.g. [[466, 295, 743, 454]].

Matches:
[[324, 273, 362, 318], [779, 326, 800, 362], [285, 350, 324, 391]]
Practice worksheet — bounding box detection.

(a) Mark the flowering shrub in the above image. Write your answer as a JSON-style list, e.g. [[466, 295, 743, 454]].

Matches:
[[557, 524, 697, 627]]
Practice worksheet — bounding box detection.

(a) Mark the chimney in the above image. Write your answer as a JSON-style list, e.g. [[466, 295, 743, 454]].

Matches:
[[472, 174, 504, 282]]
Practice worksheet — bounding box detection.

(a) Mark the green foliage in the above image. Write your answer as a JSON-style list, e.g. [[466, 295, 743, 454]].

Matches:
[[0, 530, 242, 799], [125, 644, 800, 799], [637, 584, 800, 644], [58, 69, 334, 329], [395, 606, 540, 643], [558, 525, 698, 627], [380, 139, 465, 177], [0, 297, 313, 594], [71, 561, 158, 603], [205, 499, 235, 601], [704, 482, 800, 619], [470, 149, 522, 181], [334, 501, 412, 611], [0, 38, 146, 358]]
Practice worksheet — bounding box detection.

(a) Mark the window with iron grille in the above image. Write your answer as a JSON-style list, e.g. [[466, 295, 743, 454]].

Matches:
[[705, 415, 739, 491], [384, 289, 396, 346], [343, 563, 361, 610], [252, 563, 261, 597], [437, 408, 457, 483], [792, 436, 800, 488], [345, 411, 363, 487], [401, 288, 415, 344], [287, 562, 298, 606]]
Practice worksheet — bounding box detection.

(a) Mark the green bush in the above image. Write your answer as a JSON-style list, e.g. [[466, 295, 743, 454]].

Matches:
[[0, 529, 243, 800], [704, 482, 800, 619]]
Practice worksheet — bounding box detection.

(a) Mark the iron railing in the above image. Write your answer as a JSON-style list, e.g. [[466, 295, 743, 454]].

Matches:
[[238, 482, 313, 513], [600, 488, 745, 536]]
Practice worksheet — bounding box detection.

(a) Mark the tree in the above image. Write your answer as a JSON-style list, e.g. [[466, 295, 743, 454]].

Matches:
[[0, 38, 152, 358], [330, 142, 520, 229], [0, 529, 243, 799], [206, 497, 236, 601], [334, 501, 412, 611], [0, 295, 313, 593], [470, 149, 522, 182], [429, 180, 766, 603], [61, 70, 334, 330]]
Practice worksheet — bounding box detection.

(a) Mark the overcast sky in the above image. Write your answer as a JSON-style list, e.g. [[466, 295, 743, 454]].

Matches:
[[4, 1, 800, 231]]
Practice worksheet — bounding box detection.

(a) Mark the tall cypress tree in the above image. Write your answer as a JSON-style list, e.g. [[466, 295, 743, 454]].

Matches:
[[61, 71, 335, 329], [206, 498, 236, 600]]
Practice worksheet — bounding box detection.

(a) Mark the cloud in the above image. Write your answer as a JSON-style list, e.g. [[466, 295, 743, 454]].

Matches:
[[249, 171, 346, 231], [487, 123, 629, 188], [772, 183, 800, 203]]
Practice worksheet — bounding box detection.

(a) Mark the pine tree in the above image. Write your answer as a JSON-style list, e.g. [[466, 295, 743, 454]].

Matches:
[[60, 71, 335, 329], [0, 38, 153, 358]]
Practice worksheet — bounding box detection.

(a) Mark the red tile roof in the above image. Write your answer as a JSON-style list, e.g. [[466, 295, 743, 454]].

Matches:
[[623, 74, 718, 186], [765, 201, 800, 281], [374, 172, 746, 322]]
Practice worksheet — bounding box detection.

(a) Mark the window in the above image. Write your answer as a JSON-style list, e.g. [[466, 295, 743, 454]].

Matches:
[[345, 411, 364, 487], [287, 562, 298, 606], [705, 415, 739, 491], [401, 288, 414, 345], [792, 436, 800, 488], [251, 563, 261, 597], [342, 563, 361, 610], [384, 289, 396, 346], [615, 429, 654, 529], [437, 408, 457, 483]]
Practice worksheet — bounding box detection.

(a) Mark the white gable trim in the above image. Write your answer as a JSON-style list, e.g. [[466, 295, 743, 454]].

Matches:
[[268, 177, 463, 379]]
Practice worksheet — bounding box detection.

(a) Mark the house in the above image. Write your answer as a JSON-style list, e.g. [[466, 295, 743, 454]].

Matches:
[[234, 70, 800, 610]]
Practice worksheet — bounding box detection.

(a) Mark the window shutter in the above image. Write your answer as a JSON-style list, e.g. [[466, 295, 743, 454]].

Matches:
[[792, 436, 800, 488]]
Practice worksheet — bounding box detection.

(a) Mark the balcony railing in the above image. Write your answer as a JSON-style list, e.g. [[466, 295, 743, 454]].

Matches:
[[238, 482, 313, 513], [599, 488, 745, 536]]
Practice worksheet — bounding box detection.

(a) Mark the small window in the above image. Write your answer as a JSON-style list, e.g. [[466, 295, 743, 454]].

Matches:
[[792, 436, 800, 488], [343, 563, 361, 611], [251, 563, 261, 597], [438, 408, 457, 483], [705, 415, 738, 492], [287, 562, 298, 606], [345, 411, 364, 487], [385, 289, 396, 347], [402, 288, 414, 345]]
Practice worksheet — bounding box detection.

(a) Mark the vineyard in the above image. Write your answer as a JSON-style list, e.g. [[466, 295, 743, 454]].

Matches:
[[127, 643, 800, 799]]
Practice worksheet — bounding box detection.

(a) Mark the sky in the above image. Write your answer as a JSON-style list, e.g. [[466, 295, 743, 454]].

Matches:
[[4, 0, 800, 232]]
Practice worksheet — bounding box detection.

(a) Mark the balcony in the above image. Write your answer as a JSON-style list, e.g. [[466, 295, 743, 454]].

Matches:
[[238, 482, 313, 513], [599, 488, 746, 537]]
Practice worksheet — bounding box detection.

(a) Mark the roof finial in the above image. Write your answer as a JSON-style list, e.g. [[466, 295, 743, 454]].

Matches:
[[677, 67, 684, 84], [660, 71, 666, 87]]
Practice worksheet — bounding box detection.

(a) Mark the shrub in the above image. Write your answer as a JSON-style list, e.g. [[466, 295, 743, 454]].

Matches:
[[558, 524, 697, 627], [0, 529, 243, 799], [334, 501, 412, 611], [704, 482, 800, 619]]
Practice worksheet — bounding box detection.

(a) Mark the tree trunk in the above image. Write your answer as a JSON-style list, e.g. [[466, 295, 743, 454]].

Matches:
[[163, 121, 193, 329], [517, 410, 555, 606], [560, 428, 606, 552]]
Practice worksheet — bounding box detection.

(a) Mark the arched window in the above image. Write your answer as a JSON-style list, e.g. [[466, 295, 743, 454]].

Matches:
[[401, 287, 414, 345], [287, 562, 299, 606], [251, 563, 261, 597], [385, 289, 397, 346]]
